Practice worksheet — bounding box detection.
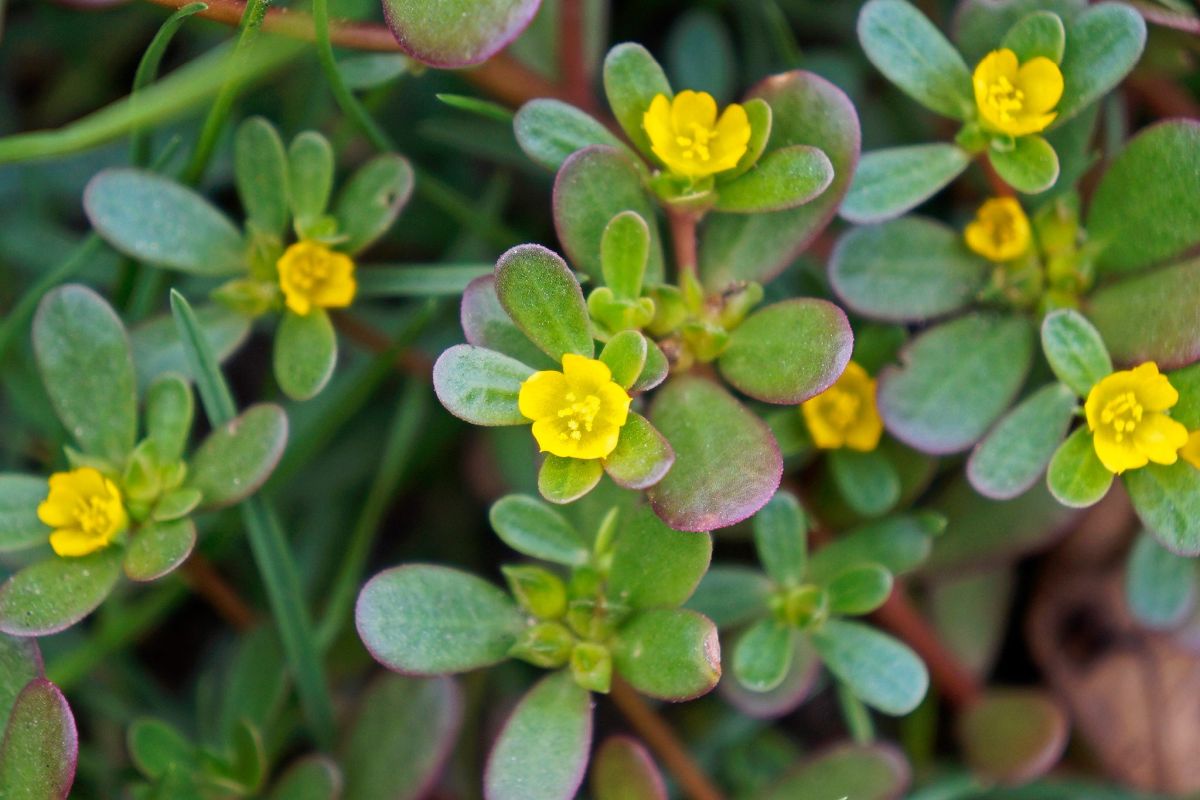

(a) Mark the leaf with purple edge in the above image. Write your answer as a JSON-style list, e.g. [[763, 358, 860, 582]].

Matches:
[[538, 455, 604, 504], [0, 549, 122, 636], [554, 146, 665, 284], [967, 383, 1078, 501], [355, 564, 523, 675], [432, 344, 534, 426], [186, 403, 288, 510], [461, 275, 557, 369], [591, 736, 666, 800], [0, 635, 41, 734], [713, 145, 834, 214], [631, 340, 669, 394], [720, 637, 820, 719], [810, 619, 928, 715], [268, 755, 343, 800], [603, 413, 675, 491], [123, 518, 196, 582], [484, 670, 593, 800], [761, 743, 910, 800], [958, 689, 1068, 784], [0, 678, 78, 800], [648, 376, 783, 532], [612, 608, 721, 701], [1086, 257, 1200, 370], [719, 298, 854, 405], [495, 244, 594, 361], [699, 73, 860, 291], [607, 504, 711, 610], [381, 0, 542, 68]]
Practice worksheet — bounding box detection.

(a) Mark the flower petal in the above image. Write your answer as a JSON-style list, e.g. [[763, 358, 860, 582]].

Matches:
[[49, 529, 104, 558], [1017, 57, 1063, 114], [562, 353, 613, 393], [670, 90, 717, 132], [518, 370, 570, 421], [1134, 413, 1189, 465], [1093, 428, 1147, 474]]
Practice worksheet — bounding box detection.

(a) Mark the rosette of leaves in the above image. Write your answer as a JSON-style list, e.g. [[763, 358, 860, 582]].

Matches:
[[0, 633, 78, 800], [829, 120, 1200, 464], [843, 0, 1145, 218], [82, 117, 415, 400], [355, 497, 718, 800], [688, 491, 933, 719], [0, 285, 286, 635]]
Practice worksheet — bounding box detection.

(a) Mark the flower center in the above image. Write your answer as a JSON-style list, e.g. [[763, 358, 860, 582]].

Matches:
[[556, 391, 602, 442], [984, 75, 1025, 123], [1100, 391, 1144, 441], [674, 123, 715, 162], [819, 388, 861, 432], [288, 249, 332, 290], [986, 215, 1019, 251], [75, 496, 115, 537]]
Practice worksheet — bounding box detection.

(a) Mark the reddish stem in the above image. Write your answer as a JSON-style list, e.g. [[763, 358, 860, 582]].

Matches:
[[181, 555, 258, 632], [559, 0, 597, 113], [870, 583, 982, 709], [668, 209, 699, 281]]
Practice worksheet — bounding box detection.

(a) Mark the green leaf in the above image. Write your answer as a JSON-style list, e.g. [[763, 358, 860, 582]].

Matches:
[[287, 131, 334, 230], [1054, 3, 1146, 126], [495, 244, 593, 361], [700, 71, 860, 290], [0, 635, 40, 734], [538, 455, 603, 505], [600, 211, 650, 298], [828, 449, 903, 518], [84, 169, 245, 275], [733, 619, 796, 693], [554, 146, 665, 284], [958, 689, 1068, 784], [334, 154, 414, 254], [235, 116, 290, 237], [33, 285, 137, 463], [719, 299, 853, 405], [1088, 121, 1200, 275], [340, 676, 462, 800], [0, 679, 78, 799], [967, 383, 1078, 500], [339, 54, 409, 90], [686, 566, 773, 629], [130, 305, 251, 393], [714, 145, 834, 214], [187, 404, 287, 510], [1125, 530, 1197, 629], [489, 494, 590, 566], [123, 518, 196, 582], [857, 0, 973, 119], [761, 744, 910, 800], [632, 340, 669, 394], [612, 608, 721, 700], [723, 98, 773, 181], [810, 618, 928, 715], [1041, 309, 1113, 396], [988, 135, 1059, 194], [1126, 461, 1200, 557], [382, 0, 540, 67], [274, 309, 337, 401], [608, 504, 711, 610], [357, 265, 492, 298], [0, 549, 122, 636], [269, 756, 342, 800], [954, 0, 1086, 65], [841, 144, 971, 224], [826, 564, 894, 615], [603, 412, 674, 491], [128, 718, 195, 779], [145, 373, 193, 463], [0, 475, 49, 553], [830, 216, 989, 322], [432, 344, 534, 426], [355, 564, 523, 674], [599, 331, 647, 390], [484, 671, 593, 800], [879, 313, 1034, 454], [753, 491, 808, 587], [1002, 11, 1066, 63], [927, 566, 1013, 677], [1170, 363, 1200, 429], [1046, 427, 1113, 508], [514, 99, 631, 171], [1086, 257, 1200, 369], [648, 376, 782, 532], [665, 8, 736, 105], [603, 43, 673, 161], [591, 736, 666, 800], [808, 513, 941, 583], [461, 276, 556, 370]]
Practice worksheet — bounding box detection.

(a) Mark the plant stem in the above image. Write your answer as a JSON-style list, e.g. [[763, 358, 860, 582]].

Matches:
[[333, 312, 435, 379], [871, 582, 982, 709], [355, 264, 492, 297], [310, 0, 395, 152], [316, 378, 427, 650], [180, 555, 257, 631], [559, 0, 596, 113], [668, 208, 700, 282], [609, 677, 726, 800]]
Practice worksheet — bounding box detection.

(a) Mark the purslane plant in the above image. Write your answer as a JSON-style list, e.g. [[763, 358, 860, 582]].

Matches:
[[0, 633, 77, 797]]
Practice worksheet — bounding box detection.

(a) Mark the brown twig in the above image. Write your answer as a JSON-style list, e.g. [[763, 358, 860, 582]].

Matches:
[[332, 311, 434, 379], [180, 554, 258, 631], [871, 582, 982, 709], [609, 677, 726, 800], [141, 0, 570, 107], [559, 0, 596, 113], [667, 208, 700, 281]]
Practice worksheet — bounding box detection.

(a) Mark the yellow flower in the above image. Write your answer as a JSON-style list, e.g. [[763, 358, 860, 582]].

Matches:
[[964, 197, 1032, 262], [642, 91, 751, 178], [801, 361, 883, 452], [1084, 363, 1189, 475], [1179, 430, 1200, 470], [37, 467, 128, 557], [972, 49, 1062, 137], [519, 354, 632, 460], [276, 240, 356, 316]]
